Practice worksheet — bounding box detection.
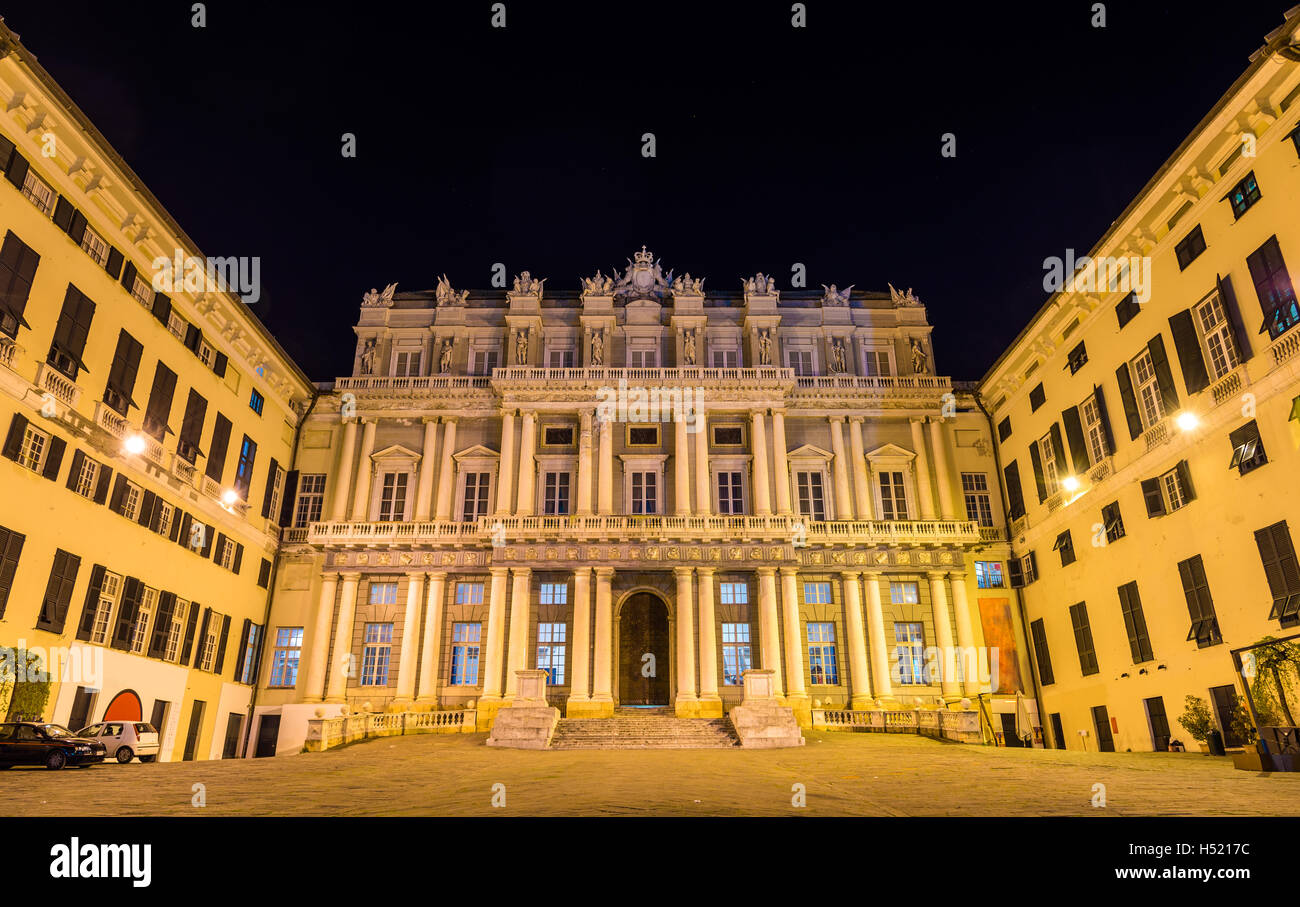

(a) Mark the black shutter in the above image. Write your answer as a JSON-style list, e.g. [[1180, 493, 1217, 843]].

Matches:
[[234, 619, 252, 681], [181, 601, 201, 665], [1217, 273, 1252, 362], [213, 532, 226, 565], [233, 543, 244, 574], [3, 149, 28, 189], [67, 210, 88, 244], [1008, 556, 1025, 588], [151, 291, 171, 325], [206, 413, 231, 483], [176, 511, 193, 548], [213, 351, 228, 377], [1, 412, 26, 461], [149, 592, 176, 658], [1029, 441, 1046, 503], [36, 549, 81, 634], [1168, 310, 1210, 394], [1002, 460, 1025, 520], [65, 449, 86, 492], [93, 464, 113, 504], [278, 470, 299, 527], [1062, 407, 1090, 473], [0, 231, 39, 328], [171, 508, 187, 543], [1141, 477, 1165, 517], [1176, 459, 1195, 502], [1048, 424, 1066, 478], [136, 490, 157, 527], [214, 614, 232, 674], [104, 247, 124, 280], [200, 524, 214, 559], [143, 362, 177, 438], [41, 435, 65, 481], [261, 458, 280, 517], [111, 577, 143, 650], [0, 527, 24, 618], [109, 474, 128, 514], [52, 196, 75, 233], [120, 260, 137, 292], [76, 564, 106, 641], [183, 323, 200, 352], [1028, 551, 1038, 581], [105, 330, 143, 412], [1147, 334, 1179, 414], [1115, 364, 1143, 440]]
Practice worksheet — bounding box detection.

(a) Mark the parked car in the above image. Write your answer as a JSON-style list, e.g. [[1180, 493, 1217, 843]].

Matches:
[[76, 721, 160, 763], [0, 722, 107, 769]]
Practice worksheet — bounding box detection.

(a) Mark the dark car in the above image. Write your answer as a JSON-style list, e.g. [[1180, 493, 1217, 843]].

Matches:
[[0, 721, 107, 769]]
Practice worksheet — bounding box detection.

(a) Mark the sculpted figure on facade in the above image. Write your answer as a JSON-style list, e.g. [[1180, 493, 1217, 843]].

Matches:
[[513, 271, 545, 296], [822, 283, 853, 307], [361, 283, 398, 308], [590, 330, 604, 366], [889, 283, 923, 308], [745, 273, 776, 296], [671, 273, 705, 295], [910, 337, 930, 375], [436, 275, 469, 307], [580, 270, 614, 297], [757, 329, 772, 365], [516, 329, 529, 365], [683, 329, 697, 365], [829, 338, 846, 373], [613, 246, 672, 300], [439, 338, 453, 374], [359, 338, 376, 374]]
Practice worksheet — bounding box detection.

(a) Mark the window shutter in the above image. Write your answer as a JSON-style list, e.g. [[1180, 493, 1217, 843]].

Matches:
[[206, 413, 231, 483], [67, 210, 88, 244], [1028, 551, 1038, 580], [1176, 459, 1195, 502], [3, 150, 29, 189], [1178, 558, 1204, 620], [136, 490, 157, 527], [213, 532, 227, 564], [1114, 364, 1143, 440], [1255, 523, 1296, 598], [36, 549, 80, 633], [120, 260, 137, 292], [261, 457, 280, 518], [1, 412, 26, 461], [1147, 334, 1180, 415], [233, 543, 244, 574], [183, 323, 201, 352], [0, 528, 22, 619], [1061, 406, 1090, 473], [234, 619, 252, 681], [1002, 460, 1025, 520], [175, 511, 192, 548], [1273, 524, 1300, 595], [1141, 477, 1165, 517], [1168, 310, 1210, 394], [200, 525, 214, 559], [278, 470, 300, 527], [41, 434, 65, 481], [1216, 273, 1252, 362], [144, 362, 177, 438], [1029, 441, 1046, 503], [148, 591, 176, 658], [1030, 619, 1054, 685], [180, 601, 201, 665], [1008, 556, 1025, 588], [213, 351, 228, 377], [111, 577, 142, 650], [214, 614, 232, 674], [65, 449, 86, 492], [109, 474, 128, 514], [171, 508, 188, 544], [1048, 423, 1066, 476], [151, 291, 171, 325], [104, 246, 124, 280], [76, 564, 106, 641], [93, 464, 113, 504], [52, 196, 75, 233], [105, 330, 143, 411]]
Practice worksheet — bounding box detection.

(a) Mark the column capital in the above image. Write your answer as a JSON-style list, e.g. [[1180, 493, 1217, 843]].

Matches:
[[909, 415, 928, 425], [339, 571, 362, 581], [595, 566, 616, 579], [778, 566, 799, 577], [755, 566, 777, 577], [861, 569, 883, 579], [489, 566, 510, 578], [421, 415, 440, 425], [320, 570, 340, 582], [696, 566, 717, 577], [404, 570, 427, 581], [828, 415, 847, 424], [572, 565, 593, 578], [442, 414, 460, 425], [946, 571, 968, 582], [848, 415, 865, 425], [673, 565, 696, 578], [925, 570, 948, 581], [511, 566, 533, 579], [838, 569, 862, 580], [427, 570, 448, 581]]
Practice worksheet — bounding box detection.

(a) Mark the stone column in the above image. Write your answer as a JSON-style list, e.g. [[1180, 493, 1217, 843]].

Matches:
[[780, 567, 807, 709], [929, 418, 956, 520], [948, 572, 981, 696], [325, 573, 361, 702], [394, 572, 425, 702], [495, 409, 516, 516], [928, 572, 961, 698], [771, 409, 792, 515], [480, 567, 510, 702], [349, 419, 377, 520], [674, 567, 698, 715], [576, 409, 594, 515], [864, 572, 892, 699], [848, 417, 873, 520], [413, 419, 439, 522], [829, 417, 854, 521], [751, 410, 772, 515], [674, 413, 692, 515], [515, 410, 537, 515], [416, 572, 446, 702], [433, 417, 458, 521], [696, 567, 721, 716], [694, 406, 711, 516], [910, 418, 936, 520], [591, 568, 614, 707], [303, 572, 338, 701], [505, 567, 532, 699], [596, 417, 614, 514], [569, 568, 592, 706], [329, 420, 358, 521], [756, 567, 784, 697], [840, 571, 873, 708]]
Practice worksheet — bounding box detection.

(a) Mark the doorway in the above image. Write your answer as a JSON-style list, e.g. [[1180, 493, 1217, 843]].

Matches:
[[1091, 705, 1115, 752], [618, 592, 670, 705], [1209, 684, 1243, 747], [254, 715, 280, 757], [1144, 696, 1171, 751]]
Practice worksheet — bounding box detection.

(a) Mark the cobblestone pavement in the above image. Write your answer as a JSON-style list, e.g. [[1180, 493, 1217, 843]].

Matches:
[[3, 731, 1296, 817]]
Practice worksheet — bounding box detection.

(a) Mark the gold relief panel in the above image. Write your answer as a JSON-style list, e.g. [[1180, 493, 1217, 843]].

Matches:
[[896, 551, 911, 564], [708, 548, 722, 561], [852, 551, 867, 565], [567, 548, 580, 560], [465, 552, 480, 565], [377, 553, 391, 565], [525, 547, 538, 560], [421, 553, 434, 564], [505, 547, 519, 560], [689, 547, 703, 560], [398, 552, 413, 565], [939, 551, 954, 564], [873, 551, 889, 565], [665, 546, 680, 560], [628, 548, 641, 560], [546, 547, 558, 560], [748, 547, 763, 560], [770, 547, 785, 560], [915, 551, 930, 564], [646, 547, 661, 560], [355, 553, 370, 564], [831, 551, 847, 565], [728, 547, 743, 561], [441, 553, 456, 566]]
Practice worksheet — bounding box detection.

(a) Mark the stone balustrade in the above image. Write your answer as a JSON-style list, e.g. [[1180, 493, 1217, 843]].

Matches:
[[304, 707, 477, 752], [812, 707, 983, 744]]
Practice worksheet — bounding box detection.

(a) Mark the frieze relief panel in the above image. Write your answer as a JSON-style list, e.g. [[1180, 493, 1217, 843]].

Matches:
[[327, 543, 796, 570]]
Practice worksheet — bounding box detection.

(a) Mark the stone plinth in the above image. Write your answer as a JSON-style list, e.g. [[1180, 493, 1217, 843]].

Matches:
[[728, 669, 805, 749], [486, 671, 560, 749]]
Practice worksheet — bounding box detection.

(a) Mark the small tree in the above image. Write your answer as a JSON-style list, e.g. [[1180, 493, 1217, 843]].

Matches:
[[0, 647, 51, 721], [1247, 637, 1300, 728], [1177, 694, 1215, 743]]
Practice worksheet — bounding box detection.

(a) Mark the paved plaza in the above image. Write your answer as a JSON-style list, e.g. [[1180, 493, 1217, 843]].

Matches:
[[3, 732, 1296, 817]]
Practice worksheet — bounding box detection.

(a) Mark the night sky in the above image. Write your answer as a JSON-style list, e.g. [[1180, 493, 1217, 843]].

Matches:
[[3, 0, 1287, 382]]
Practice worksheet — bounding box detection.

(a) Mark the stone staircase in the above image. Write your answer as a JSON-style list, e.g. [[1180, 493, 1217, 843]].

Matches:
[[549, 709, 740, 749]]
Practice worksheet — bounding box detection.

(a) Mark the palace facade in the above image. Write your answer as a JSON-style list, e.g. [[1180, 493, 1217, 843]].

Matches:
[[253, 254, 1037, 755], [980, 10, 1300, 753]]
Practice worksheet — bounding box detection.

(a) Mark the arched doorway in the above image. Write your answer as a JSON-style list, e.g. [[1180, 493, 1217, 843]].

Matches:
[[102, 689, 143, 722], [618, 592, 670, 705]]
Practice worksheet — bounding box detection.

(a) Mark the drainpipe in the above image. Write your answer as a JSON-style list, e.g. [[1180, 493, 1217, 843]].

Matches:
[[238, 385, 322, 758], [975, 390, 1049, 748]]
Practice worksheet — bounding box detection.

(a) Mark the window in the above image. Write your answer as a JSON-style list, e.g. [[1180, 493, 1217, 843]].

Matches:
[[1068, 602, 1098, 676], [975, 561, 1005, 589], [360, 623, 393, 686], [394, 349, 422, 376], [268, 627, 303, 687], [787, 349, 813, 376], [719, 582, 748, 605], [163, 599, 190, 663], [807, 623, 839, 685], [712, 425, 743, 446], [1053, 530, 1076, 567], [19, 169, 54, 214], [1101, 501, 1125, 543], [1225, 171, 1261, 218], [0, 231, 39, 339], [795, 471, 826, 521], [890, 581, 919, 605], [103, 330, 142, 417], [547, 349, 574, 369], [543, 471, 570, 515], [48, 285, 95, 380], [462, 472, 490, 521], [1195, 291, 1240, 381], [1130, 348, 1164, 428], [205, 413, 231, 483], [1228, 421, 1266, 475], [626, 425, 659, 447], [997, 417, 1012, 443], [1254, 522, 1300, 627], [240, 623, 262, 684], [804, 582, 831, 605], [537, 622, 566, 684], [862, 348, 891, 377], [1116, 292, 1140, 329], [456, 582, 483, 605], [1117, 581, 1155, 661], [1142, 461, 1193, 517], [71, 453, 100, 499], [248, 389, 264, 416], [961, 473, 993, 526], [198, 614, 220, 672], [1036, 432, 1061, 497], [711, 349, 739, 368], [471, 349, 498, 376], [369, 581, 398, 606], [543, 426, 575, 446], [1029, 619, 1054, 686], [90, 571, 123, 645], [877, 471, 908, 520], [233, 435, 257, 499], [130, 587, 158, 655], [80, 226, 110, 267], [17, 421, 53, 474], [129, 272, 153, 308], [1066, 342, 1088, 374], [539, 582, 568, 606], [197, 338, 216, 369], [216, 536, 237, 570], [1175, 225, 1206, 270], [1176, 555, 1224, 645], [377, 472, 408, 521], [293, 474, 326, 527], [721, 623, 751, 685], [450, 623, 481, 685], [1248, 236, 1298, 340], [630, 471, 658, 514], [628, 347, 657, 368], [894, 622, 925, 685], [1080, 394, 1108, 465], [1028, 383, 1046, 411], [1009, 552, 1038, 587], [166, 309, 188, 343], [717, 471, 744, 515]]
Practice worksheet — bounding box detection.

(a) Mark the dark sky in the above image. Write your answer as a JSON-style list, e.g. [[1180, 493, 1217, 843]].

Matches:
[[4, 0, 1288, 381]]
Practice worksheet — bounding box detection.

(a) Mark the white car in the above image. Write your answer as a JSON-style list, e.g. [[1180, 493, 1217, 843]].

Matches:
[[76, 722, 160, 763]]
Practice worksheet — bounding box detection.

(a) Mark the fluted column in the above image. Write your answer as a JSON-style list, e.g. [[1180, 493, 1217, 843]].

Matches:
[[413, 419, 439, 521], [829, 417, 854, 520], [505, 567, 532, 699], [841, 571, 873, 708], [771, 409, 792, 514], [756, 567, 784, 697], [304, 572, 338, 701], [848, 417, 873, 520], [929, 418, 956, 520], [694, 405, 711, 516], [780, 567, 807, 704], [416, 572, 446, 701], [948, 572, 980, 696], [696, 567, 720, 713], [751, 410, 772, 515], [910, 418, 937, 520], [349, 419, 377, 520], [433, 417, 458, 521], [480, 567, 510, 701], [515, 410, 537, 515], [329, 421, 358, 521], [674, 413, 692, 515], [495, 409, 516, 516], [569, 568, 592, 704], [674, 567, 698, 713], [863, 572, 892, 699], [592, 568, 614, 703], [596, 417, 614, 514], [394, 573, 425, 701], [928, 572, 961, 698], [576, 409, 594, 515], [325, 573, 361, 702]]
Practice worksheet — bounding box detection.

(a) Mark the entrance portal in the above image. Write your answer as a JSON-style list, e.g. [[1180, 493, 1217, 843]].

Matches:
[[619, 593, 670, 705]]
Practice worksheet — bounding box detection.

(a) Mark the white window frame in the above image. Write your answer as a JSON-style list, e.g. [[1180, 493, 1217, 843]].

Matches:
[[164, 599, 190, 663], [17, 424, 48, 473], [450, 622, 482, 686], [217, 536, 237, 570], [80, 226, 110, 266], [199, 616, 220, 672], [794, 469, 828, 521], [130, 587, 158, 655], [367, 446, 420, 522], [786, 348, 814, 376], [536, 622, 567, 685], [1130, 348, 1164, 429], [788, 448, 836, 520], [877, 470, 911, 521], [544, 334, 577, 370], [1160, 467, 1188, 513], [536, 455, 576, 516], [122, 481, 143, 521], [710, 455, 751, 516], [73, 455, 100, 498], [293, 473, 327, 527], [130, 272, 154, 308], [620, 454, 667, 516], [961, 472, 994, 527], [1195, 289, 1241, 382], [167, 310, 189, 343], [360, 622, 393, 686], [453, 447, 500, 523], [1038, 432, 1060, 496], [21, 170, 54, 214], [1081, 394, 1108, 465], [90, 571, 124, 646], [156, 500, 174, 538], [859, 339, 894, 377], [267, 464, 286, 524], [269, 626, 303, 687]]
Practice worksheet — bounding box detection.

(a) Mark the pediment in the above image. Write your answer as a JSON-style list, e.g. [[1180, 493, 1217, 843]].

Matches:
[[371, 444, 421, 462], [453, 443, 500, 461], [866, 442, 916, 462], [786, 443, 832, 460]]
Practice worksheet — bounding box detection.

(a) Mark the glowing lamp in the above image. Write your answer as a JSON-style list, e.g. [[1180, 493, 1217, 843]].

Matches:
[[1175, 411, 1199, 431], [221, 489, 239, 506], [123, 434, 147, 455], [1061, 475, 1081, 493]]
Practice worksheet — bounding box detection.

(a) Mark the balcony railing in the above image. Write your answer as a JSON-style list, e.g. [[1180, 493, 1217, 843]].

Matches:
[[491, 366, 795, 385], [1142, 417, 1170, 453], [1209, 366, 1246, 407], [93, 401, 129, 440], [793, 374, 952, 392], [35, 362, 80, 408], [1271, 330, 1300, 368], [0, 335, 20, 371], [334, 375, 492, 392]]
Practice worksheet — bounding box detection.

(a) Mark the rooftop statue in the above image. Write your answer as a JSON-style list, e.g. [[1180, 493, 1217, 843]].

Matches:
[[362, 283, 398, 308], [435, 274, 469, 306], [822, 283, 853, 306], [889, 283, 923, 307]]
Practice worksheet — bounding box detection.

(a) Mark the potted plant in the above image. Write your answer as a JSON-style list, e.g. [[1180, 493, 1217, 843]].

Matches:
[[1177, 695, 1215, 752]]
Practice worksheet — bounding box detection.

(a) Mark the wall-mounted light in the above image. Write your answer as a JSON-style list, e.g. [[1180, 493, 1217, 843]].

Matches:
[[1062, 475, 1081, 493], [221, 489, 239, 507], [123, 434, 147, 455], [1138, 668, 1148, 675], [1157, 664, 1168, 671], [1175, 411, 1200, 431]]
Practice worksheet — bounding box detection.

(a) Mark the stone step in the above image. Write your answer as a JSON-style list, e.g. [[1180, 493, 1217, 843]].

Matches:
[[549, 715, 739, 749]]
